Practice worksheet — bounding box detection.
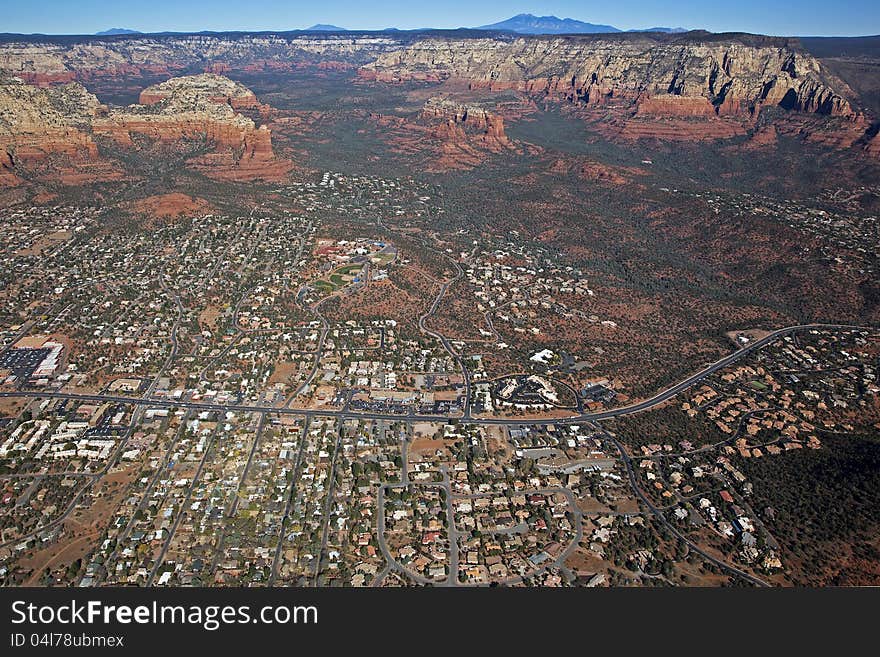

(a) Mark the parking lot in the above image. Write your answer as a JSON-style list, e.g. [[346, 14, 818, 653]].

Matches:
[[0, 347, 50, 384]]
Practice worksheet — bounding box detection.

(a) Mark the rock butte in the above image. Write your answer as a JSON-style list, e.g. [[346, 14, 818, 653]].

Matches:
[[1, 73, 291, 182], [0, 77, 113, 185], [0, 31, 878, 182], [137, 73, 262, 110], [358, 35, 875, 148], [421, 98, 512, 152], [365, 97, 519, 172]]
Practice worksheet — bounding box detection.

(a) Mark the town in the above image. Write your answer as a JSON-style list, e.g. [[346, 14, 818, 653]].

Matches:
[[1, 171, 877, 587]]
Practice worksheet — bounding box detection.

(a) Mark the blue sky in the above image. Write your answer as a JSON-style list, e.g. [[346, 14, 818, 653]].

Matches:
[[3, 0, 879, 36]]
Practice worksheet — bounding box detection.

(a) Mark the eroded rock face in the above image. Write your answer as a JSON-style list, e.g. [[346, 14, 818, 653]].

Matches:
[[361, 36, 854, 118], [98, 74, 291, 180], [0, 32, 874, 161], [360, 35, 880, 146], [366, 97, 519, 172], [0, 35, 399, 83], [137, 73, 261, 109], [420, 98, 511, 150], [0, 73, 291, 184], [96, 75, 261, 148], [0, 33, 855, 120], [0, 76, 118, 184], [125, 74, 290, 180], [0, 77, 101, 161]]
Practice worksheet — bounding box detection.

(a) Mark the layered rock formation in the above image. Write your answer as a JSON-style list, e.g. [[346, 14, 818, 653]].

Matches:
[[358, 34, 880, 146], [0, 73, 290, 185], [420, 98, 512, 151], [0, 32, 855, 118], [94, 74, 290, 180], [368, 97, 518, 171], [0, 31, 874, 155], [0, 75, 117, 184], [361, 35, 854, 118], [137, 73, 261, 109], [0, 35, 398, 84], [0, 77, 99, 158]]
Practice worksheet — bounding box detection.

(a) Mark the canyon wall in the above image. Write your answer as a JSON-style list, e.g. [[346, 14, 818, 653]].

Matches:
[[0, 35, 400, 84], [0, 32, 856, 120], [0, 31, 875, 172], [1, 73, 290, 183], [360, 35, 855, 119], [0, 77, 106, 184]]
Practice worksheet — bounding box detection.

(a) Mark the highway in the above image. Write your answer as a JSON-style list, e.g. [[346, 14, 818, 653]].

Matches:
[[1, 323, 870, 427], [593, 422, 771, 587], [3, 314, 871, 582]]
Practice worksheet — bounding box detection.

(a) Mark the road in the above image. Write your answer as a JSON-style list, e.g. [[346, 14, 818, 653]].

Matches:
[[146, 422, 219, 585], [378, 212, 473, 417], [312, 418, 344, 584], [2, 323, 869, 428], [90, 409, 194, 585], [285, 295, 329, 406], [416, 255, 473, 418], [374, 483, 436, 586], [227, 412, 266, 518], [149, 274, 184, 398], [269, 415, 311, 585], [593, 422, 770, 587], [0, 322, 871, 561]]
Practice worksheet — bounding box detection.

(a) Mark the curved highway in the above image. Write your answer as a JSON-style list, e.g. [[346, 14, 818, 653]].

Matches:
[[1, 323, 871, 427]]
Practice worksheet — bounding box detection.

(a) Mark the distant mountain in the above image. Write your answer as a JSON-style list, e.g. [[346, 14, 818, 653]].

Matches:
[[477, 13, 620, 34], [306, 24, 347, 32], [95, 28, 141, 36], [474, 14, 693, 35], [628, 27, 688, 33]]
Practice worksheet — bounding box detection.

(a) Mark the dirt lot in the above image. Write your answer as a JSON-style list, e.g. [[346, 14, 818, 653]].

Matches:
[[269, 361, 301, 385], [198, 304, 225, 332], [410, 437, 455, 458], [127, 193, 215, 221], [15, 230, 71, 257], [0, 395, 27, 418], [19, 465, 138, 585]]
